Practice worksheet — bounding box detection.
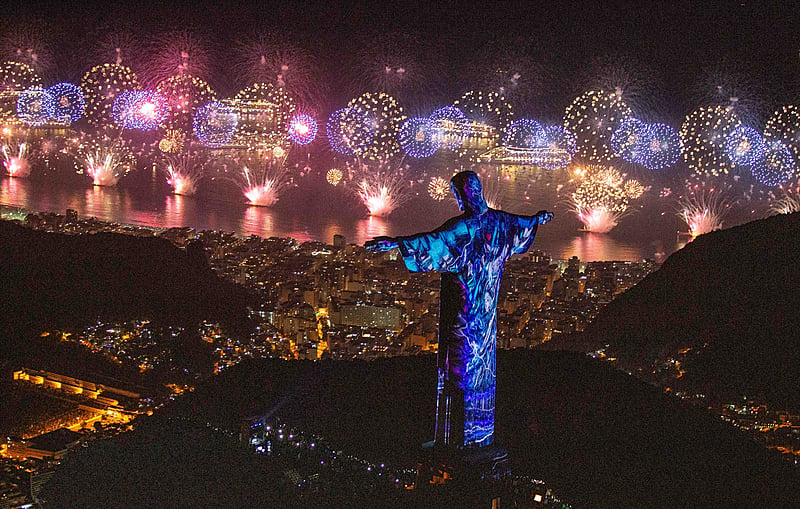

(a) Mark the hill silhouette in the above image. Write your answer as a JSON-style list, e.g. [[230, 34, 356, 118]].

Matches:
[[0, 220, 253, 338], [47, 350, 800, 508], [545, 212, 800, 410]]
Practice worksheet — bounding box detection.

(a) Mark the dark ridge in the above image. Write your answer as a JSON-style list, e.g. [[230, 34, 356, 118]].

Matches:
[[0, 220, 254, 338], [545, 212, 800, 410], [53, 350, 799, 508]]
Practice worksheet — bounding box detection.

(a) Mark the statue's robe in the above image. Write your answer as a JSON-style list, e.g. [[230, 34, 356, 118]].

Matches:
[[398, 208, 540, 447]]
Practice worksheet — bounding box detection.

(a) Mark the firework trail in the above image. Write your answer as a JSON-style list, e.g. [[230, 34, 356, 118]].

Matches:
[[161, 150, 207, 196], [1, 139, 32, 177], [145, 30, 213, 86], [76, 133, 136, 186], [676, 176, 734, 238]]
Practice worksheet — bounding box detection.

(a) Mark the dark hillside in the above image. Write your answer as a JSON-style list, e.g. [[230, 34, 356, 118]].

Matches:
[[546, 212, 800, 409]]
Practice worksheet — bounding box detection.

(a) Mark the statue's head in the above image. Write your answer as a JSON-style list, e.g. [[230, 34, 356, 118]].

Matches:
[[450, 170, 489, 215]]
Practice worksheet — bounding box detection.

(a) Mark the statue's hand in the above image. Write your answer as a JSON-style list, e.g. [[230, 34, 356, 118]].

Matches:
[[536, 210, 554, 225], [365, 236, 398, 252]]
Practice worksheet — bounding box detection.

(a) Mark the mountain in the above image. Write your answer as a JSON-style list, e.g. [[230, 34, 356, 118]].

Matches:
[[0, 220, 253, 337], [45, 350, 799, 508], [545, 212, 800, 410]]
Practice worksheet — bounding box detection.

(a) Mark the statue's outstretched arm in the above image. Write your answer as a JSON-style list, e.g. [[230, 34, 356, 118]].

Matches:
[[364, 236, 399, 252]]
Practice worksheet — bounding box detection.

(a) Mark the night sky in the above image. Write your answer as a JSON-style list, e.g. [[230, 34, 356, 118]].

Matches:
[[3, 1, 800, 121]]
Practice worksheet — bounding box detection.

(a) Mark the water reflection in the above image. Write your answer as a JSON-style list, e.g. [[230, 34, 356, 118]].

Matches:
[[243, 205, 275, 237], [0, 175, 685, 261], [561, 233, 642, 262], [0, 176, 29, 205], [163, 194, 188, 229], [356, 216, 389, 246], [83, 186, 133, 223]]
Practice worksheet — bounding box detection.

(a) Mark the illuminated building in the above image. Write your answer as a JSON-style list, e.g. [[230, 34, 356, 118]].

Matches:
[[476, 146, 571, 167], [339, 304, 403, 330]]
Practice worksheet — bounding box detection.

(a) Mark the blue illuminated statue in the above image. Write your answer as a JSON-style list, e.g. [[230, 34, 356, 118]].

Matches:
[[366, 171, 553, 449]]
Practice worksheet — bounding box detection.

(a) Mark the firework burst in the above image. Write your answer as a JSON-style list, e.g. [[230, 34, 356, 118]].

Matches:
[[352, 31, 434, 102], [468, 37, 544, 111], [233, 33, 321, 109], [345, 92, 406, 162], [146, 31, 212, 85], [76, 134, 136, 186], [564, 90, 633, 163], [428, 176, 450, 201], [571, 165, 633, 233], [226, 149, 292, 207], [694, 62, 764, 127], [161, 150, 207, 196], [94, 32, 141, 68], [680, 105, 741, 176], [1, 138, 32, 177], [676, 177, 733, 238], [768, 185, 800, 215], [0, 24, 51, 74], [326, 168, 343, 186], [583, 54, 661, 118], [156, 74, 216, 131], [79, 63, 139, 126], [357, 171, 412, 216], [764, 105, 800, 160]]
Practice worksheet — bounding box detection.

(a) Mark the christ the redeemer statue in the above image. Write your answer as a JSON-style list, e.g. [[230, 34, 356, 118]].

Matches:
[[366, 170, 553, 450]]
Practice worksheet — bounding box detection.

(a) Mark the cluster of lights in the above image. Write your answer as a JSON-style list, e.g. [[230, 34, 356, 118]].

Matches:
[[536, 125, 577, 169], [477, 146, 572, 168], [486, 120, 576, 169], [80, 63, 140, 126], [287, 113, 318, 145], [16, 87, 54, 126], [429, 106, 470, 149], [1, 140, 31, 177], [0, 61, 42, 98], [77, 134, 136, 186], [679, 105, 742, 176], [610, 118, 682, 169], [572, 165, 638, 233], [159, 129, 185, 153], [326, 107, 374, 156], [751, 139, 796, 187], [398, 116, 440, 158], [503, 118, 543, 148], [193, 101, 238, 147], [162, 152, 206, 196], [344, 92, 406, 162], [725, 126, 765, 166], [427, 176, 450, 200], [156, 74, 216, 131], [326, 168, 343, 186], [112, 90, 168, 130], [764, 105, 800, 160], [563, 89, 633, 163], [48, 83, 85, 124], [452, 90, 511, 159], [231, 82, 297, 146], [453, 90, 513, 131], [233, 150, 292, 206], [677, 178, 731, 238]]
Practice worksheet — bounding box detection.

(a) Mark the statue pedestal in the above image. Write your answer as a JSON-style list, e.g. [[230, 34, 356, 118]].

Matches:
[[416, 441, 511, 485], [414, 442, 511, 507]]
